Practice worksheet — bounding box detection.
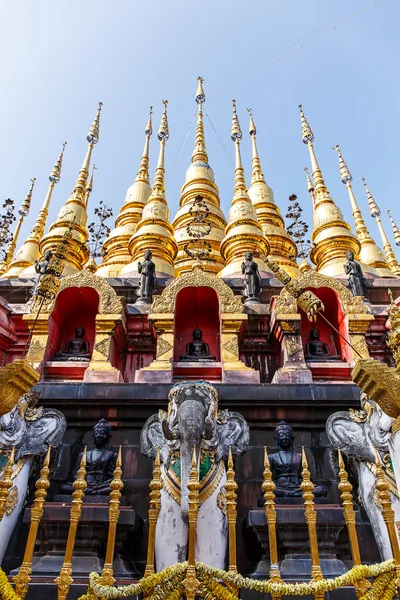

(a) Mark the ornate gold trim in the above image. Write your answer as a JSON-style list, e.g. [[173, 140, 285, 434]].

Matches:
[[42, 270, 123, 315], [151, 268, 243, 314], [161, 460, 225, 508]]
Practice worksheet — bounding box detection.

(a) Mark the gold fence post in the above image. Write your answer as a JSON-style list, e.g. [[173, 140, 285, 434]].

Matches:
[[262, 447, 282, 599], [374, 448, 400, 593], [55, 447, 87, 600], [183, 447, 200, 600], [13, 447, 51, 600], [0, 447, 15, 521], [337, 449, 370, 597], [144, 447, 163, 577], [300, 447, 324, 600], [99, 446, 123, 587], [225, 447, 238, 575]]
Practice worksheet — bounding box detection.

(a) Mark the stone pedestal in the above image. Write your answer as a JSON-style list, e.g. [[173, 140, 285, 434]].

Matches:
[[43, 361, 89, 381], [15, 497, 143, 581], [246, 505, 347, 580], [271, 314, 312, 384], [173, 361, 222, 381]]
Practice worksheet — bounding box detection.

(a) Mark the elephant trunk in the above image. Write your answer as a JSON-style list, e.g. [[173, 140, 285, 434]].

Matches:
[[179, 399, 206, 522]]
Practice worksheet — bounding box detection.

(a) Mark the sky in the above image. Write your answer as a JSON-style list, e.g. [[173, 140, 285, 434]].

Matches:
[[0, 0, 399, 261]]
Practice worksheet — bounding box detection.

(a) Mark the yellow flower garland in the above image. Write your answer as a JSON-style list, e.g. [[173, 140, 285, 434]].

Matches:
[[0, 569, 22, 600]]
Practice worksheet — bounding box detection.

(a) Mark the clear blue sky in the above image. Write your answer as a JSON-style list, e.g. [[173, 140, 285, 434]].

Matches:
[[1, 0, 399, 259]]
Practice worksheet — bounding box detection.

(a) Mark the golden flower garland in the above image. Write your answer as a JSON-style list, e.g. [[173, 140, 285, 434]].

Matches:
[[77, 559, 396, 600], [0, 569, 22, 600]]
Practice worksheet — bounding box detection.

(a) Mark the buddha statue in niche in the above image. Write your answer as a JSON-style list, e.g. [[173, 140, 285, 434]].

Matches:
[[305, 327, 340, 362], [267, 421, 327, 499], [54, 325, 91, 362], [179, 327, 216, 361], [61, 418, 118, 496]]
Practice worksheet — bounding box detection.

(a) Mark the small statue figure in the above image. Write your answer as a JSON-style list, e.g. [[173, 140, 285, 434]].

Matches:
[[242, 251, 262, 304], [305, 328, 340, 361], [61, 418, 118, 496], [344, 250, 367, 297], [136, 249, 157, 303], [179, 327, 216, 361], [53, 326, 91, 362], [267, 421, 326, 498], [32, 250, 53, 296]]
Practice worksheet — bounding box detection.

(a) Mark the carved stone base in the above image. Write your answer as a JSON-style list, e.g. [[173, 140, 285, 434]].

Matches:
[[83, 368, 123, 383], [272, 367, 312, 384], [134, 369, 173, 383], [222, 369, 260, 384]]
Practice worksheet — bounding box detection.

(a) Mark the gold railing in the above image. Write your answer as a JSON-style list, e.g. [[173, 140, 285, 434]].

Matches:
[[1, 444, 399, 600]]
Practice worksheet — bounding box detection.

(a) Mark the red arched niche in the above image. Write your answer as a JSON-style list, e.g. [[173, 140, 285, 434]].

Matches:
[[46, 286, 99, 361], [174, 286, 220, 361], [300, 287, 352, 363]]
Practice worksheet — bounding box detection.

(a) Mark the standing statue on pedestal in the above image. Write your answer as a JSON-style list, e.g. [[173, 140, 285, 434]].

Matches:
[[32, 250, 53, 297], [267, 421, 326, 498], [61, 418, 118, 496], [242, 251, 262, 304], [344, 250, 367, 297], [0, 391, 66, 564], [136, 249, 157, 304]]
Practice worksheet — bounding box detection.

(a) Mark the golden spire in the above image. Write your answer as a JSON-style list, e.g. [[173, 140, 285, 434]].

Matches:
[[219, 101, 270, 277], [40, 102, 102, 276], [363, 178, 400, 277], [128, 100, 177, 277], [85, 164, 96, 207], [99, 107, 153, 277], [6, 143, 67, 278], [388, 210, 400, 247], [299, 105, 360, 276], [0, 178, 36, 277], [246, 108, 298, 277], [304, 167, 316, 208], [333, 145, 391, 277], [172, 77, 226, 275]]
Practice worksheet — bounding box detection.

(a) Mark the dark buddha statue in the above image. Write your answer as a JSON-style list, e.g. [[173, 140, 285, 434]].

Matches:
[[54, 326, 91, 362], [344, 250, 367, 297], [242, 251, 262, 304], [179, 328, 216, 362], [136, 249, 157, 303], [267, 421, 326, 499], [305, 328, 340, 362], [61, 418, 118, 496]]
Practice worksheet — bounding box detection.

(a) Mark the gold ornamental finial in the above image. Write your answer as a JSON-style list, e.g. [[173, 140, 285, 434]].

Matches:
[[0, 447, 15, 521], [87, 101, 103, 144], [333, 148, 390, 276], [299, 105, 314, 144], [19, 178, 36, 217], [146, 105, 153, 136], [363, 178, 400, 276], [129, 100, 177, 277], [231, 100, 242, 141], [246, 108, 299, 276], [192, 77, 208, 164], [86, 163, 97, 197], [304, 167, 314, 192], [333, 145, 352, 183], [388, 210, 400, 246], [49, 141, 67, 184]]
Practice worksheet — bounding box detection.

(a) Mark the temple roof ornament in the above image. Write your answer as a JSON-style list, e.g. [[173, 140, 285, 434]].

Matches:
[[246, 108, 299, 277], [126, 100, 177, 277], [172, 77, 226, 275], [363, 178, 400, 277], [219, 101, 270, 278], [5, 143, 67, 278], [0, 178, 36, 277], [333, 145, 391, 277], [388, 210, 400, 247], [39, 102, 103, 275], [299, 105, 360, 277], [97, 107, 153, 277]]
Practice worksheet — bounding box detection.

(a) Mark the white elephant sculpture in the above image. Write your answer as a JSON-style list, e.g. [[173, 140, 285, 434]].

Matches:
[[326, 394, 399, 560], [0, 391, 66, 564], [141, 380, 249, 571]]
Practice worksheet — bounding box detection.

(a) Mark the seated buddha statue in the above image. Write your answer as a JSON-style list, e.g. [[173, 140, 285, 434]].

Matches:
[[305, 328, 340, 362], [179, 328, 216, 362], [267, 421, 326, 499], [54, 326, 91, 362], [61, 418, 118, 496]]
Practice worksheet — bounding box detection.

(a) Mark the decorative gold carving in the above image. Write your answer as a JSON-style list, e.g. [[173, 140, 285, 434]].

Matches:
[[156, 337, 173, 359], [262, 448, 283, 598], [152, 268, 243, 314], [285, 336, 302, 358], [94, 337, 111, 359], [5, 485, 19, 515], [0, 360, 40, 417], [217, 487, 227, 515], [13, 447, 51, 600], [349, 408, 368, 423], [222, 337, 239, 357], [0, 448, 15, 521], [273, 294, 297, 316], [145, 448, 163, 578], [387, 294, 400, 371], [352, 358, 400, 419], [183, 447, 200, 600], [42, 270, 123, 315], [26, 339, 45, 359]]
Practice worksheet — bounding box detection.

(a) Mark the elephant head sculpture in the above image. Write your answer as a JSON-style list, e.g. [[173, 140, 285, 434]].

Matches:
[[0, 391, 66, 459], [141, 380, 249, 520]]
